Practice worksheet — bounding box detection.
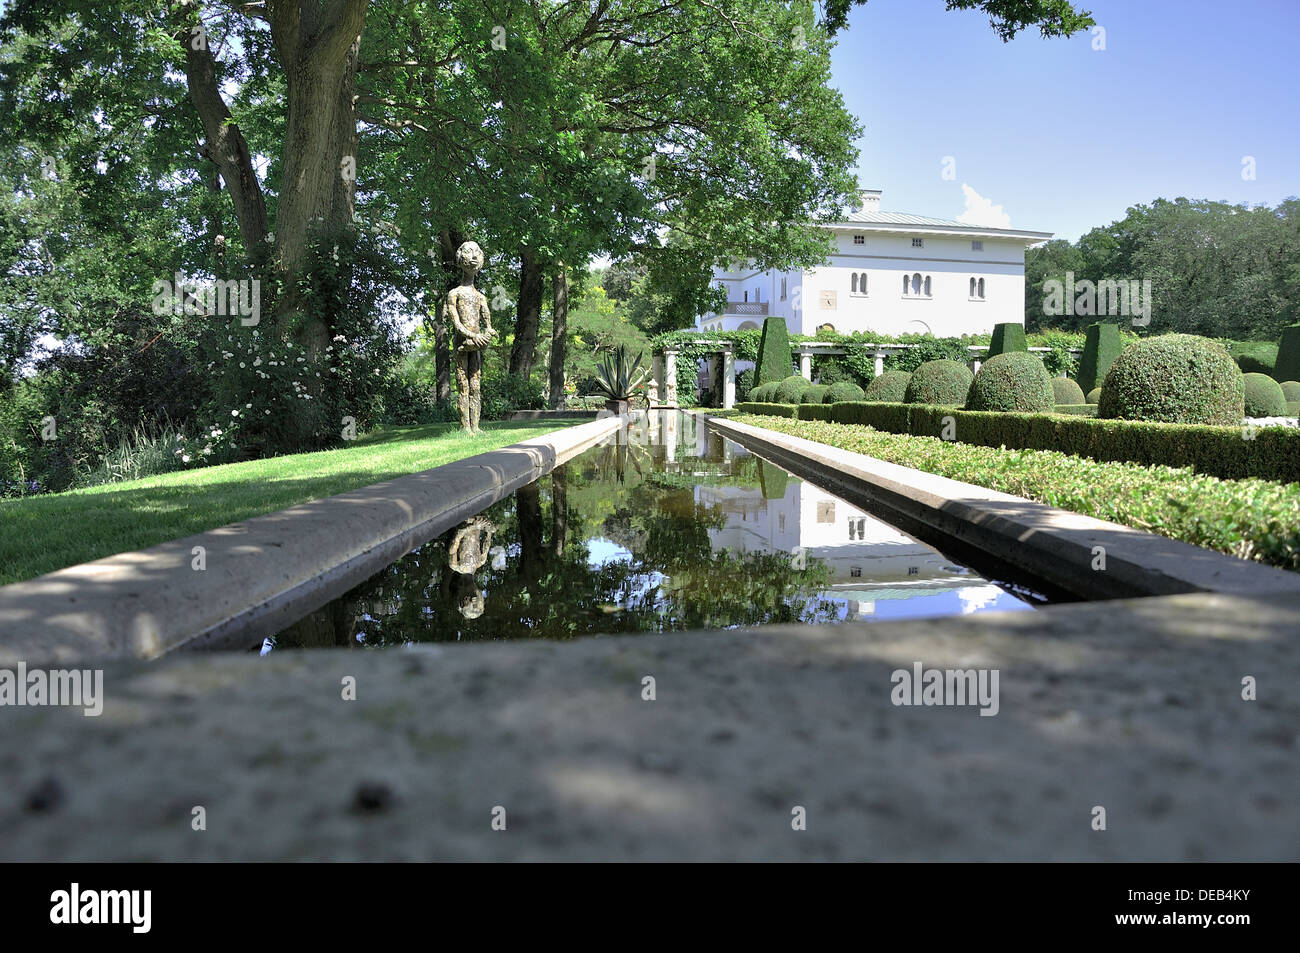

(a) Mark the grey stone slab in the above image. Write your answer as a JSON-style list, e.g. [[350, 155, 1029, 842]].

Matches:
[[0, 590, 1296, 861]]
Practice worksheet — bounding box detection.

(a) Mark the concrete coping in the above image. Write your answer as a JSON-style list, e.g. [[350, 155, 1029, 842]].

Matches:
[[699, 412, 1300, 601], [0, 416, 623, 665]]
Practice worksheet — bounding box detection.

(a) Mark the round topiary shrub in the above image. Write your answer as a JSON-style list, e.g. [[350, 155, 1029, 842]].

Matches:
[[863, 371, 910, 402], [749, 382, 773, 402], [1085, 387, 1101, 404], [824, 380, 866, 403], [1243, 372, 1287, 417], [965, 352, 1055, 413], [774, 374, 811, 404], [1280, 381, 1300, 402], [904, 360, 973, 406], [1097, 334, 1245, 425], [1051, 377, 1087, 405], [800, 384, 829, 404]]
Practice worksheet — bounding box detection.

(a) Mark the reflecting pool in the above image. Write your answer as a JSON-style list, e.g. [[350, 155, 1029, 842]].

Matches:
[[267, 412, 1033, 650]]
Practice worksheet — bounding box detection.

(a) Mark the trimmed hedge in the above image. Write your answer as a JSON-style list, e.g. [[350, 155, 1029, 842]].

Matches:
[[987, 322, 1027, 358], [905, 360, 973, 406], [754, 316, 793, 385], [1281, 381, 1300, 402], [863, 371, 910, 402], [1099, 334, 1244, 425], [1289, 401, 1300, 417], [1078, 322, 1123, 394], [1243, 373, 1287, 418], [738, 400, 1300, 483], [1276, 324, 1300, 384], [824, 380, 866, 403], [966, 352, 1056, 413], [1054, 403, 1098, 417], [733, 402, 797, 418], [800, 384, 830, 404], [774, 374, 811, 403], [796, 403, 835, 422], [1230, 340, 1279, 376], [1085, 387, 1102, 404], [1051, 377, 1086, 405], [731, 415, 1300, 572]]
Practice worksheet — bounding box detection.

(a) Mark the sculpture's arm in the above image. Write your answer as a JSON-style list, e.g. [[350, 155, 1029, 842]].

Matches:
[[478, 297, 496, 337], [448, 295, 476, 340]]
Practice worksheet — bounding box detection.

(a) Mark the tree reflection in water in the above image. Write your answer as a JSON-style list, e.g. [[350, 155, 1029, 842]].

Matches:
[[271, 430, 837, 649]]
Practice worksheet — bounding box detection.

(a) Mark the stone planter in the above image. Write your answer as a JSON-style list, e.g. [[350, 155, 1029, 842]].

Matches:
[[604, 398, 630, 415]]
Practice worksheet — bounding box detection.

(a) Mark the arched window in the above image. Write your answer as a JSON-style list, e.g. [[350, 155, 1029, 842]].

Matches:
[[781, 276, 787, 300], [911, 273, 922, 296], [970, 277, 977, 297], [977, 278, 985, 299], [902, 274, 910, 295], [743, 290, 748, 302], [859, 272, 868, 295], [851, 273, 858, 295], [923, 275, 931, 296]]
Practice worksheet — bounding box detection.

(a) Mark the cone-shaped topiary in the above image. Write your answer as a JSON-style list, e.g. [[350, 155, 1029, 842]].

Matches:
[[904, 360, 973, 405], [1098, 334, 1244, 424], [1243, 373, 1287, 417], [1276, 324, 1300, 384], [774, 374, 811, 403], [1051, 377, 1086, 405], [863, 371, 910, 402], [800, 384, 830, 404], [986, 322, 1028, 358], [1281, 381, 1300, 402], [824, 380, 866, 403], [1085, 387, 1102, 404], [965, 352, 1055, 412], [1078, 322, 1124, 394], [753, 316, 794, 385]]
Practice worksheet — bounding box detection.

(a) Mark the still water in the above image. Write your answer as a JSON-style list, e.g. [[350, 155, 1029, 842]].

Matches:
[[266, 412, 1033, 650]]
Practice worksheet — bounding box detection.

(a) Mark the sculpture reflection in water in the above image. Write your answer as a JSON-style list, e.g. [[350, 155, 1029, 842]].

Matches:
[[267, 413, 1034, 651]]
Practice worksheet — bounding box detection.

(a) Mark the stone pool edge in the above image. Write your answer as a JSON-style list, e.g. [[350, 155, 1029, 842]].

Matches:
[[0, 415, 623, 665], [695, 411, 1300, 601]]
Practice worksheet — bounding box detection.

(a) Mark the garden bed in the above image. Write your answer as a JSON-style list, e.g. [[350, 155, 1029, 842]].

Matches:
[[727, 413, 1300, 572]]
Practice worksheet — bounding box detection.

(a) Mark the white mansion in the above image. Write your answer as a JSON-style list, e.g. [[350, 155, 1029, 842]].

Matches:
[[696, 190, 1051, 338]]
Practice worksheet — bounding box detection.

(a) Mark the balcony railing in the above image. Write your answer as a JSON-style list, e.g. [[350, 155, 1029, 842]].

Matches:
[[721, 301, 768, 316]]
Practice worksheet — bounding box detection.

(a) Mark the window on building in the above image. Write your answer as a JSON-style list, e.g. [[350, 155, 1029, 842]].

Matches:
[[969, 277, 977, 297], [781, 276, 787, 300], [977, 277, 985, 299], [912, 238, 924, 248], [850, 272, 867, 296], [743, 290, 748, 302], [902, 274, 910, 295], [923, 275, 931, 296], [853, 234, 865, 245], [850, 273, 857, 295], [971, 240, 983, 251]]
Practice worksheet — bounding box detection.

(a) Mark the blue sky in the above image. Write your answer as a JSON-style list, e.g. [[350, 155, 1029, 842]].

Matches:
[[830, 0, 1300, 241]]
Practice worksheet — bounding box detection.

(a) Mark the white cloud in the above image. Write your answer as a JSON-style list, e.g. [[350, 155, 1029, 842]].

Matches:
[[956, 184, 1011, 228]]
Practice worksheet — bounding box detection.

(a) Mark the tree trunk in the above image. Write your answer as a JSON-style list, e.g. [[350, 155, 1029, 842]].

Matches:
[[510, 246, 544, 378], [549, 264, 568, 408], [268, 0, 367, 278]]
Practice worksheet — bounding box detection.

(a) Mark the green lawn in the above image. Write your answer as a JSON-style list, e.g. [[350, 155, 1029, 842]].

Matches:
[[0, 420, 586, 586]]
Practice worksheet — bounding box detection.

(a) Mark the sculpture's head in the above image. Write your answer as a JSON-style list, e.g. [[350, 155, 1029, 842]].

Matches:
[[455, 241, 484, 275]]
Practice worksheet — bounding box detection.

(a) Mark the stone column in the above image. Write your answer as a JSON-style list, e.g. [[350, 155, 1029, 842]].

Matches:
[[723, 348, 736, 408], [800, 351, 812, 381], [664, 349, 678, 407], [873, 352, 886, 377], [972, 359, 982, 374], [652, 355, 665, 405]]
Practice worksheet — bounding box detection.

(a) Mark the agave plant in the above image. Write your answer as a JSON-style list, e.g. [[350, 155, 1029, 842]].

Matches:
[[593, 346, 650, 401]]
